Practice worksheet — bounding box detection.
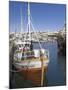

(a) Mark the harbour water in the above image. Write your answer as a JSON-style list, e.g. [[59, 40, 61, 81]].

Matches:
[[33, 41, 66, 86], [10, 41, 66, 88]]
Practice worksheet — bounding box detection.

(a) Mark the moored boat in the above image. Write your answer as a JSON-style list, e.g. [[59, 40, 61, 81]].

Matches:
[[12, 2, 49, 86]]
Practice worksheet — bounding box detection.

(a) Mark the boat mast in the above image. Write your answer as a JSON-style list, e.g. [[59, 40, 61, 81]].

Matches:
[[28, 2, 31, 41], [21, 5, 23, 34]]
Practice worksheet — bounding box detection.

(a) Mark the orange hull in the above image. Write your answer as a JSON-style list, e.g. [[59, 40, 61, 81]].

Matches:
[[17, 67, 47, 86]]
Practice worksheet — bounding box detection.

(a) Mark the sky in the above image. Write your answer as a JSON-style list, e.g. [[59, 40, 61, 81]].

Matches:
[[9, 1, 66, 32]]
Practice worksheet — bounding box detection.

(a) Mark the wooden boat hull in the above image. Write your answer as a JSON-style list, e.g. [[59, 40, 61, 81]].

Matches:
[[13, 56, 49, 86], [13, 49, 49, 86], [15, 67, 48, 86]]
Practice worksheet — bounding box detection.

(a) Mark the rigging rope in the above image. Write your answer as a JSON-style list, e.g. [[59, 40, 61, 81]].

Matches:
[[30, 14, 43, 50], [30, 22, 43, 50], [10, 60, 31, 72]]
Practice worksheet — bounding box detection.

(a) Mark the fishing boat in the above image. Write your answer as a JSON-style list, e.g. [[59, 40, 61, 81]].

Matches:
[[13, 2, 49, 86]]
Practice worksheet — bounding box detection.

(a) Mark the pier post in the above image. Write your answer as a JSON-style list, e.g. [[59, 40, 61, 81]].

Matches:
[[40, 51, 44, 86]]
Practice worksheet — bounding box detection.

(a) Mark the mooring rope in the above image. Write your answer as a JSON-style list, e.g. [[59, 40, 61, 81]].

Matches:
[[10, 61, 31, 72]]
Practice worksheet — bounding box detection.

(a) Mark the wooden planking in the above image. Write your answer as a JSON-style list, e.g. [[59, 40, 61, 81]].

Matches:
[[18, 67, 47, 86]]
